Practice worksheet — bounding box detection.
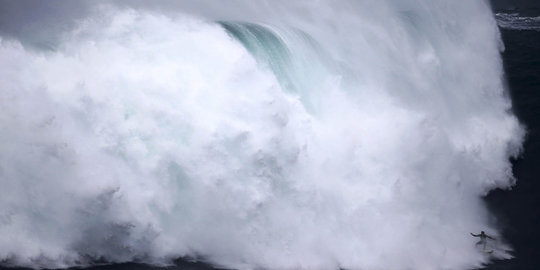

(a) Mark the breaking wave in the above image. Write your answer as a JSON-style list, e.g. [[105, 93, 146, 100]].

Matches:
[[0, 1, 524, 269]]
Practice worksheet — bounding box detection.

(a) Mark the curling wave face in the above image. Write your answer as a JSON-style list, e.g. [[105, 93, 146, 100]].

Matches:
[[0, 1, 524, 269]]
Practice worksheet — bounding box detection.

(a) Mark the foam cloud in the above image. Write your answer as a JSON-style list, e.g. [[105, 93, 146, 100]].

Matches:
[[0, 1, 524, 269]]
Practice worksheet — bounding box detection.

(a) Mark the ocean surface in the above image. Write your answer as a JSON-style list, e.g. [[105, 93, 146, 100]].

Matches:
[[484, 7, 540, 270]]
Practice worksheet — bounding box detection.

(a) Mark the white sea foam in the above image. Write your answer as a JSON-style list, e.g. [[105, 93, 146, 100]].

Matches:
[[496, 13, 540, 31], [0, 1, 524, 269]]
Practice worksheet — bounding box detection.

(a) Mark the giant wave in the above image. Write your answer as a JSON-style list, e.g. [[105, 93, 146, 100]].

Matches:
[[0, 1, 524, 269]]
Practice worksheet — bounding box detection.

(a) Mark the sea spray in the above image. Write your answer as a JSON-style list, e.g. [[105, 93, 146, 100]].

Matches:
[[0, 1, 524, 269]]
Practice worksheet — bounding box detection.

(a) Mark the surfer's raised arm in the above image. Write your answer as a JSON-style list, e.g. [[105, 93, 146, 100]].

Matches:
[[470, 233, 479, 237]]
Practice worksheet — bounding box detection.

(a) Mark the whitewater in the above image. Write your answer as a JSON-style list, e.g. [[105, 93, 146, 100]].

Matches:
[[0, 0, 524, 269]]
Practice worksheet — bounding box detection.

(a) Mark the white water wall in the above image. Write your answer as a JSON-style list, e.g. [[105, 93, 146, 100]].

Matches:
[[0, 1, 524, 269]]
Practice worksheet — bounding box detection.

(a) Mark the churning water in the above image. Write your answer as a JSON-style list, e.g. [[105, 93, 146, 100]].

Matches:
[[0, 1, 525, 269]]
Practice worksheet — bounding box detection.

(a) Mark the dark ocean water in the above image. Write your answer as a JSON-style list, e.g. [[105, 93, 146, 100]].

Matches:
[[484, 10, 540, 270]]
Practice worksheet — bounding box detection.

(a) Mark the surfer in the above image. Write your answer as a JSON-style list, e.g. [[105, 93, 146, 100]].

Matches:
[[470, 231, 495, 250]]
